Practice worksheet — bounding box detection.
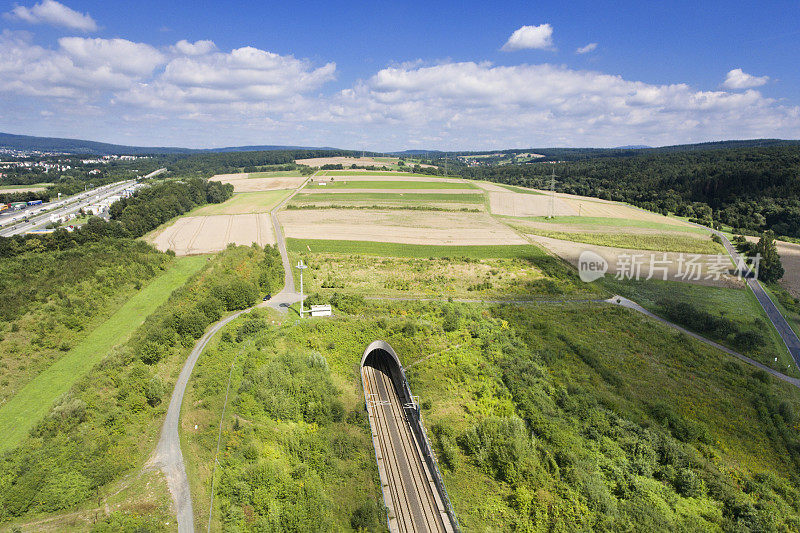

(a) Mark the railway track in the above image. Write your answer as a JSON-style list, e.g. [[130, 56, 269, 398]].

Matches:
[[362, 346, 456, 533]]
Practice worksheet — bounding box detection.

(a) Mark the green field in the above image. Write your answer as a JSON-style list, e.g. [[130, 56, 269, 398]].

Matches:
[[0, 182, 53, 190], [0, 255, 207, 452], [288, 239, 542, 258], [291, 192, 485, 204], [507, 215, 707, 233], [188, 190, 291, 215], [307, 180, 475, 189], [319, 170, 444, 177], [601, 277, 797, 376], [521, 228, 724, 254], [496, 183, 544, 195], [248, 170, 305, 178]]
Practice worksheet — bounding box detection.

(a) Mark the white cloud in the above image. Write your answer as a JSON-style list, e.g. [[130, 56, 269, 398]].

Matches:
[[501, 24, 554, 51], [58, 37, 165, 76], [5, 0, 96, 32], [576, 43, 597, 54], [723, 68, 769, 90], [171, 39, 216, 56]]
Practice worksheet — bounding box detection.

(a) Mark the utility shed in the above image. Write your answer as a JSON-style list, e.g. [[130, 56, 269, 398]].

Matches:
[[310, 304, 332, 317]]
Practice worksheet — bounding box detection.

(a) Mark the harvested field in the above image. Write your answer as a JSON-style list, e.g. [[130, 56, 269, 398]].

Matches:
[[209, 173, 307, 192], [149, 214, 274, 255], [315, 174, 467, 183], [488, 190, 577, 217], [279, 209, 527, 245], [528, 234, 742, 288], [190, 191, 291, 215], [290, 192, 484, 204], [296, 156, 434, 168], [778, 241, 800, 297], [300, 188, 481, 195], [0, 186, 48, 193]]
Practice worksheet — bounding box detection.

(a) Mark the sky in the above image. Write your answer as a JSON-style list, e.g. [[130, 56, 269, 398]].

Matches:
[[0, 0, 799, 150]]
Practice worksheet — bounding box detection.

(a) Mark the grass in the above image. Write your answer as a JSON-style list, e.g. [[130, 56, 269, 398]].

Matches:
[[0, 183, 52, 190], [288, 239, 543, 259], [520, 228, 725, 254], [247, 170, 305, 178], [0, 255, 207, 453], [765, 284, 800, 339], [600, 277, 798, 376], [319, 170, 444, 177], [291, 192, 485, 204], [505, 215, 706, 233], [306, 180, 475, 189], [187, 190, 291, 215], [496, 183, 544, 195]]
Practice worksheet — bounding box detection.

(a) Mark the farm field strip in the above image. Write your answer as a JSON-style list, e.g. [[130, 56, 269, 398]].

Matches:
[[319, 170, 447, 177], [279, 208, 526, 246], [188, 190, 292, 216], [502, 215, 705, 232], [515, 227, 723, 254], [150, 213, 274, 255], [0, 255, 208, 453], [315, 174, 469, 182], [290, 192, 485, 203], [287, 239, 539, 258], [209, 174, 307, 192], [304, 180, 476, 189]]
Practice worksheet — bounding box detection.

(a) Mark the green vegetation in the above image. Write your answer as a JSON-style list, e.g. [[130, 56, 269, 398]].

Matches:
[[188, 190, 291, 215], [509, 215, 707, 233], [182, 310, 385, 531], [520, 228, 724, 254], [600, 278, 797, 376], [307, 180, 475, 189], [292, 192, 484, 204], [0, 254, 207, 453], [0, 240, 173, 405], [289, 239, 541, 259], [320, 170, 444, 177], [0, 245, 283, 525], [248, 170, 306, 178], [0, 182, 52, 190], [496, 183, 544, 195], [186, 300, 800, 531]]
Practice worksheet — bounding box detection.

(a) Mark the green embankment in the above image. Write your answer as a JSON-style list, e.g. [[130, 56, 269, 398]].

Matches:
[[505, 215, 707, 233], [522, 229, 724, 254], [0, 255, 207, 452]]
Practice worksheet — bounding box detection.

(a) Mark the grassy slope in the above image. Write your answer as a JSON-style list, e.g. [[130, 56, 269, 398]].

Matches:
[[306, 180, 475, 189], [504, 215, 706, 233], [601, 277, 798, 377], [247, 170, 304, 178], [516, 228, 724, 254], [188, 190, 291, 216], [0, 255, 207, 452], [291, 192, 484, 203], [320, 170, 444, 177]]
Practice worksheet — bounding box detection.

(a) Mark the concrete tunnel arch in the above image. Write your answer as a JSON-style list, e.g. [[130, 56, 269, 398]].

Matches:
[[360, 340, 461, 532]]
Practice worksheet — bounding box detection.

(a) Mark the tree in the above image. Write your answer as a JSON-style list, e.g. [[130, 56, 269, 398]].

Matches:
[[754, 231, 784, 283]]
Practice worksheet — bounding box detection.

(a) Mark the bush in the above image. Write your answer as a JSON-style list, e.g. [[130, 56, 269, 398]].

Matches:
[[350, 500, 387, 532]]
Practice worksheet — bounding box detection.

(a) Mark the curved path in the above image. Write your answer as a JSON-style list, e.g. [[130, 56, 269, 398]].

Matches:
[[151, 176, 310, 532]]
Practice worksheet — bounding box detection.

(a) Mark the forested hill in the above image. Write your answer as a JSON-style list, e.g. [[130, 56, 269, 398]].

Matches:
[[0, 132, 337, 156], [460, 146, 800, 239]]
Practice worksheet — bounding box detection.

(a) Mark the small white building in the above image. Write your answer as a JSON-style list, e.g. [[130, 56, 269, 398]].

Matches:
[[310, 304, 332, 317]]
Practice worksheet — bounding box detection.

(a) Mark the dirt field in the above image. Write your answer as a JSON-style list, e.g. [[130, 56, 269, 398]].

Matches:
[[209, 173, 307, 192], [190, 191, 291, 215], [279, 209, 526, 245], [295, 156, 435, 168], [0, 186, 47, 193], [149, 214, 274, 255], [777, 241, 800, 297], [528, 234, 743, 288]]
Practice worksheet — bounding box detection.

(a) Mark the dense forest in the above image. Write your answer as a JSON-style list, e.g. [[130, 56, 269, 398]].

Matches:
[[457, 146, 800, 238]]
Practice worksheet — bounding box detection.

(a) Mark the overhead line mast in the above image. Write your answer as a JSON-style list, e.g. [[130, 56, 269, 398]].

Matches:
[[548, 165, 557, 219]]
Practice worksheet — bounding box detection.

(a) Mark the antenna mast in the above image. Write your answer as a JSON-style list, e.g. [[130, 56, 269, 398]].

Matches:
[[548, 166, 557, 219]]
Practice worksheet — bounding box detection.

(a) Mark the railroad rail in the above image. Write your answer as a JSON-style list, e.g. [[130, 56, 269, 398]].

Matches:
[[361, 340, 459, 533]]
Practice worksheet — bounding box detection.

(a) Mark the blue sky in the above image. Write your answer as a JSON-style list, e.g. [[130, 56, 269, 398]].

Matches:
[[1, 0, 799, 149]]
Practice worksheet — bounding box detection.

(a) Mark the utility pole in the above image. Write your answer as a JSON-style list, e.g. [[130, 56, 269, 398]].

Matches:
[[296, 260, 308, 317], [548, 166, 557, 219]]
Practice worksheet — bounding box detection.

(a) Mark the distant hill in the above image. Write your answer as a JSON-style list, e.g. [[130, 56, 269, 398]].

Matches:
[[615, 145, 652, 149], [0, 132, 334, 156]]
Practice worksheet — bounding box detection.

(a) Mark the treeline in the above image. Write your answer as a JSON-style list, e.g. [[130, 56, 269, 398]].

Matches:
[[164, 149, 357, 178], [0, 245, 282, 523], [458, 146, 800, 238], [0, 179, 233, 258]]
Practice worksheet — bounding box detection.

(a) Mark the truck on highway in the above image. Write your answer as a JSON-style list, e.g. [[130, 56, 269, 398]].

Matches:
[[10, 202, 26, 210], [0, 203, 7, 212], [27, 199, 43, 206]]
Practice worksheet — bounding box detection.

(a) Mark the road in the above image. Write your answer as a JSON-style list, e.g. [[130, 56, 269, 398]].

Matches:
[[362, 351, 455, 533], [152, 177, 310, 533], [0, 180, 135, 237], [709, 228, 800, 369]]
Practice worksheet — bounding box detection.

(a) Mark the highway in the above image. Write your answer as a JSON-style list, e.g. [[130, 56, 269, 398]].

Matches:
[[362, 342, 457, 533], [0, 180, 135, 237]]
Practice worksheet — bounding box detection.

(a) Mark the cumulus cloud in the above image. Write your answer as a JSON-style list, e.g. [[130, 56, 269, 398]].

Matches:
[[171, 39, 216, 56], [576, 43, 597, 54], [5, 0, 96, 32], [59, 37, 165, 76], [723, 68, 769, 90], [501, 24, 554, 51]]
